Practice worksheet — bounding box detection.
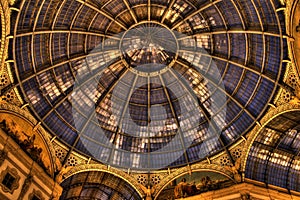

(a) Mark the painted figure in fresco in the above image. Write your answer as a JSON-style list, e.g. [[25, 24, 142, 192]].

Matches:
[[174, 178, 199, 198], [201, 176, 212, 190]]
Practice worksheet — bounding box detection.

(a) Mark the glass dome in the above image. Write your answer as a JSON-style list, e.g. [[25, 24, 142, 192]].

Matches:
[[14, 0, 287, 170], [246, 111, 300, 191], [60, 171, 141, 199]]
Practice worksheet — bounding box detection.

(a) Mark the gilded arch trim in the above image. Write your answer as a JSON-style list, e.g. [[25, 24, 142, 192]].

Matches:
[[0, 0, 13, 72]]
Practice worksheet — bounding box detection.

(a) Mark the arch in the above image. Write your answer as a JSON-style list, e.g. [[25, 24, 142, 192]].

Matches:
[[241, 102, 300, 190], [241, 102, 300, 174], [62, 164, 145, 198]]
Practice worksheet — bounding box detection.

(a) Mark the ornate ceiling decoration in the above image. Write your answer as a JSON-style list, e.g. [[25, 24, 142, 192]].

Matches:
[[11, 0, 288, 171]]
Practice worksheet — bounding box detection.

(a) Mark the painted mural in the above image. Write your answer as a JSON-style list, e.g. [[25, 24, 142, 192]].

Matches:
[[157, 171, 235, 200]]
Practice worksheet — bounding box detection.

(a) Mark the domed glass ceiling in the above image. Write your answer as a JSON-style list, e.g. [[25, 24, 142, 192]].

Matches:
[[14, 0, 287, 170]]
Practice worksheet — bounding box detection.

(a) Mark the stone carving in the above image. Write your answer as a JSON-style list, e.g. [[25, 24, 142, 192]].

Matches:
[[145, 186, 153, 200], [224, 158, 242, 183], [55, 165, 73, 183], [290, 85, 300, 105], [0, 119, 51, 174], [290, 97, 300, 105], [54, 156, 62, 173], [140, 184, 155, 200], [50, 190, 62, 200]]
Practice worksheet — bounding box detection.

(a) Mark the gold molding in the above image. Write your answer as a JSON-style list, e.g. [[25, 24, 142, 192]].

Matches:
[[0, 0, 11, 73], [285, 0, 300, 77]]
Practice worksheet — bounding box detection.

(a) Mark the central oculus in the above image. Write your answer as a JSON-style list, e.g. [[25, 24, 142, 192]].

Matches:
[[120, 22, 178, 73]]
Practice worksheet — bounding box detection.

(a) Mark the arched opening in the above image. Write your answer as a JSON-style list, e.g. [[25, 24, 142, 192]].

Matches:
[[60, 171, 142, 200]]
